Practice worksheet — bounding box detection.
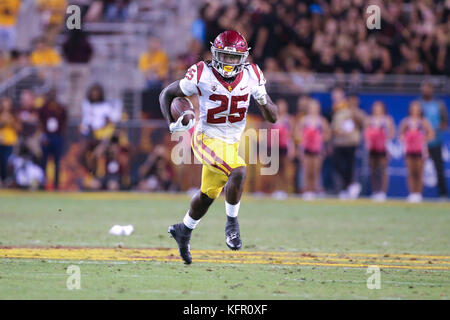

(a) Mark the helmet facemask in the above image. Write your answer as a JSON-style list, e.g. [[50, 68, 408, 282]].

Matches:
[[211, 45, 249, 78]]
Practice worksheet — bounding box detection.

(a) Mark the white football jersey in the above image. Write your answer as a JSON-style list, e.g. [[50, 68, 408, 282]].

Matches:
[[179, 61, 267, 144]]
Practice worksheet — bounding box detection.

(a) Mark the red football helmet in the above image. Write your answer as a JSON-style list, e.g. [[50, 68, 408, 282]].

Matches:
[[210, 30, 250, 78]]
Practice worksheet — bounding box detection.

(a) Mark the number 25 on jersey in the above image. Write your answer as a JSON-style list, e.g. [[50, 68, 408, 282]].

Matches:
[[207, 94, 249, 124]]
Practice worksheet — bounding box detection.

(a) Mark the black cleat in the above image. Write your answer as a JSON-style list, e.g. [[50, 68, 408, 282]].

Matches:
[[168, 223, 192, 264], [225, 217, 242, 251]]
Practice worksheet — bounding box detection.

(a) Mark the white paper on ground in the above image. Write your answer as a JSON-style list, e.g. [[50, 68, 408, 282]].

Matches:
[[109, 225, 134, 236]]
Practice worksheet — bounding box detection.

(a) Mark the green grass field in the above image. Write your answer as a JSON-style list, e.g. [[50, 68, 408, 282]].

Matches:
[[0, 190, 449, 299]]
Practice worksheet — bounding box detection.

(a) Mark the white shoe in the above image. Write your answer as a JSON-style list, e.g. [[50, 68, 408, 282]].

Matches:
[[348, 183, 362, 199], [407, 193, 422, 203], [415, 193, 423, 202], [272, 190, 288, 200], [302, 192, 316, 201], [371, 192, 386, 202]]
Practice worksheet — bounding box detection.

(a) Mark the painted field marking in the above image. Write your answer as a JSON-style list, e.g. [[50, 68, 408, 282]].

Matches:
[[1, 247, 449, 271]]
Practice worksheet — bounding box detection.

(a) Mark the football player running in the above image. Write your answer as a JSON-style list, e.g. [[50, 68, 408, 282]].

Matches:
[[159, 30, 278, 264]]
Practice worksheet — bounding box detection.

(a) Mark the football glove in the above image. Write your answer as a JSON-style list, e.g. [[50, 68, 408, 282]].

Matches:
[[252, 90, 267, 106], [169, 111, 196, 133]]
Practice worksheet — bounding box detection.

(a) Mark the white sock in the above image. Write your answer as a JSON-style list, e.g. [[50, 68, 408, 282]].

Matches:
[[183, 211, 200, 230], [225, 201, 240, 218]]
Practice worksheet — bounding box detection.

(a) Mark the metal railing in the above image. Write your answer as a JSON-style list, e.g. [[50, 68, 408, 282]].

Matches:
[[0, 67, 53, 104]]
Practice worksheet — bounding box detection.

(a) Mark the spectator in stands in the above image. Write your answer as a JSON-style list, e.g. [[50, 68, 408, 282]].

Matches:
[[36, 0, 67, 44], [17, 90, 42, 161], [62, 29, 94, 119], [0, 0, 21, 51], [85, 0, 133, 22], [297, 99, 331, 200], [191, 5, 207, 44], [198, 1, 223, 49], [0, 51, 9, 70], [9, 143, 45, 190], [138, 37, 169, 90], [419, 81, 449, 198], [39, 89, 67, 190], [79, 127, 127, 192], [364, 101, 395, 202], [186, 0, 450, 76], [262, 57, 292, 91], [399, 101, 435, 203], [84, 0, 103, 22], [435, 15, 450, 75], [0, 96, 19, 186], [80, 83, 117, 141], [137, 145, 177, 192], [6, 49, 30, 72], [30, 37, 62, 67], [330, 88, 364, 199], [79, 139, 102, 190], [104, 0, 131, 22], [173, 38, 203, 80], [87, 132, 130, 191], [102, 135, 122, 190]]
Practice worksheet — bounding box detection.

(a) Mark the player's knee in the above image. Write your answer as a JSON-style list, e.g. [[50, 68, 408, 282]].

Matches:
[[229, 166, 247, 187]]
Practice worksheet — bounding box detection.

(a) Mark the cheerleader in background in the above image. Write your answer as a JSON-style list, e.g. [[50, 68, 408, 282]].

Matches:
[[266, 99, 294, 197], [364, 101, 395, 202], [298, 99, 331, 200], [399, 101, 434, 203]]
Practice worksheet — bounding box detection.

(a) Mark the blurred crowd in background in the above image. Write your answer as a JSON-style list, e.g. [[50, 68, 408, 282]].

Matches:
[[4, 0, 450, 88], [0, 82, 181, 192], [140, 0, 450, 89], [1, 80, 447, 202], [192, 0, 450, 76], [0, 0, 449, 200]]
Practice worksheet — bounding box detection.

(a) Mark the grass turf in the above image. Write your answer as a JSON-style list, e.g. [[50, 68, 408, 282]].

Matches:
[[0, 191, 449, 299]]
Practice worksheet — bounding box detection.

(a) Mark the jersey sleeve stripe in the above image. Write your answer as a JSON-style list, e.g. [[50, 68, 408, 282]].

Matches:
[[251, 63, 261, 83], [196, 61, 204, 84]]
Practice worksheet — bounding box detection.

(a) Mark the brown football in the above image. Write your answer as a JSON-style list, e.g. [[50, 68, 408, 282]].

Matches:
[[170, 97, 195, 125]]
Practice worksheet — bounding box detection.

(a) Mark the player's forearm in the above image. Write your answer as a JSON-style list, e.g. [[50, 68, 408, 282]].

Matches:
[[257, 95, 278, 123], [159, 80, 184, 125]]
